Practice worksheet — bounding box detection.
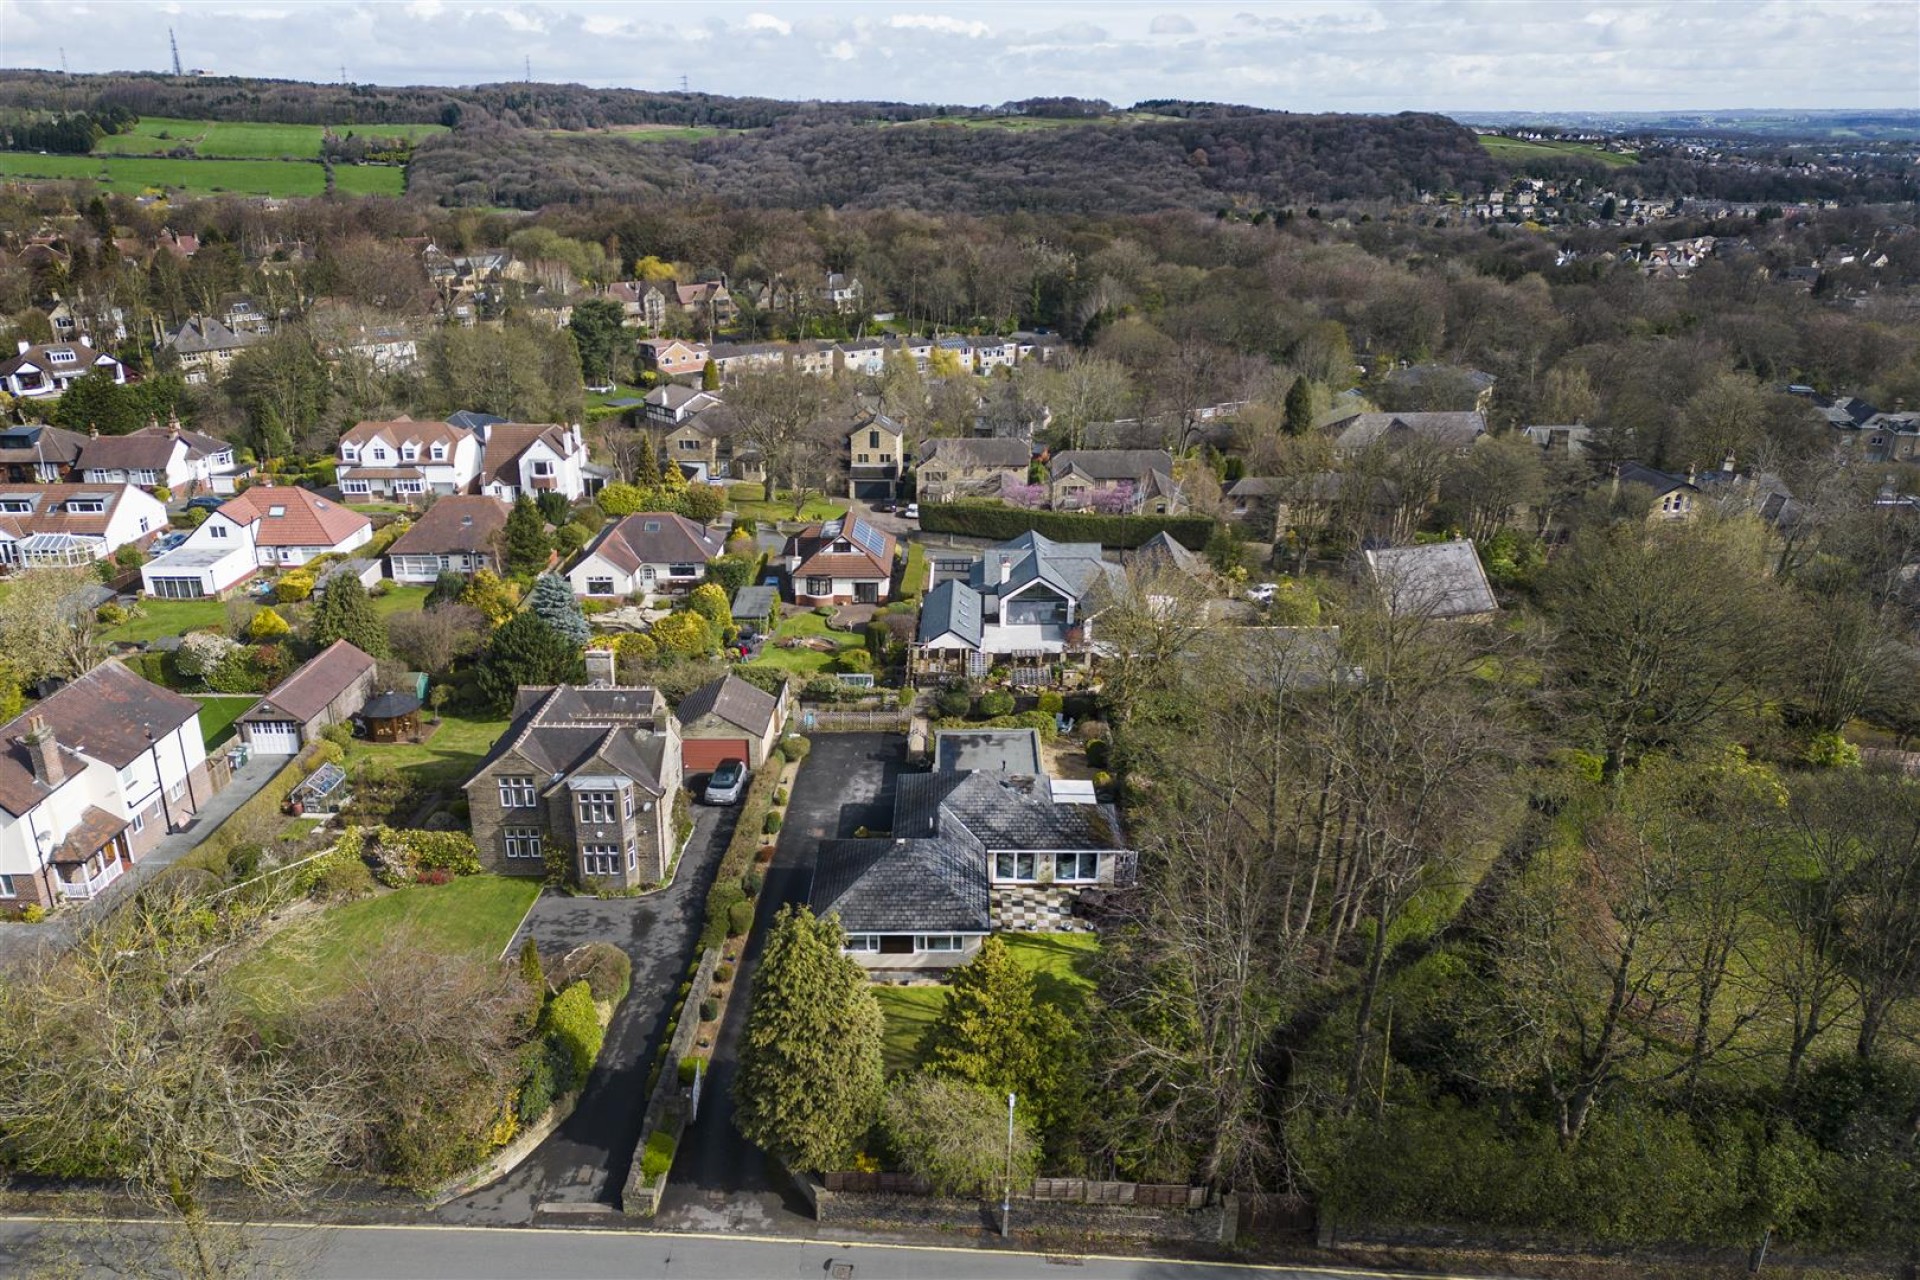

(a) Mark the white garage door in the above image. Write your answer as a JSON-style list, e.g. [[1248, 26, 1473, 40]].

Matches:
[[245, 721, 303, 755]]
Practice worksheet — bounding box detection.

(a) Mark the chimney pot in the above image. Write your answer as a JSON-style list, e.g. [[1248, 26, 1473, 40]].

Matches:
[[23, 716, 64, 788], [15, 339, 28, 356]]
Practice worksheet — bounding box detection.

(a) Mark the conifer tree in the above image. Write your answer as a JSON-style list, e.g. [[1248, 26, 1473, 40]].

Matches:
[[308, 573, 389, 657], [503, 496, 552, 578], [527, 573, 590, 646]]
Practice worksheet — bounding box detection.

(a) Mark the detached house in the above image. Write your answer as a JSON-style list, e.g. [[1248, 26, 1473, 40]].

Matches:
[[637, 338, 710, 380], [1611, 461, 1700, 522], [78, 420, 244, 496], [1329, 411, 1487, 456], [0, 483, 168, 569], [782, 512, 896, 606], [641, 385, 723, 429], [0, 424, 89, 484], [913, 530, 1121, 669], [1048, 449, 1179, 514], [916, 437, 1030, 503], [846, 412, 906, 501], [821, 272, 864, 314], [0, 661, 218, 909], [1363, 540, 1498, 620], [568, 512, 724, 602], [337, 418, 481, 499], [477, 423, 601, 503], [162, 316, 261, 384], [140, 484, 372, 599], [0, 339, 125, 401], [464, 681, 684, 891], [660, 404, 757, 483], [384, 495, 512, 583]]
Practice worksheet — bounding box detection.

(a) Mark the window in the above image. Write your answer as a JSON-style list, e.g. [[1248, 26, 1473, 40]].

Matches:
[[0, 875, 14, 898], [845, 935, 879, 952], [917, 935, 964, 953], [857, 453, 869, 464], [402, 445, 418, 461], [679, 438, 701, 452], [498, 775, 536, 808], [371, 448, 388, 462], [431, 443, 447, 460], [504, 828, 542, 859], [118, 763, 140, 790], [341, 481, 369, 495], [532, 460, 554, 477], [994, 852, 1038, 881], [626, 838, 638, 871], [168, 779, 186, 803], [668, 564, 697, 578], [806, 576, 831, 597], [624, 790, 635, 817], [582, 845, 620, 876], [66, 500, 103, 514], [0, 499, 32, 514], [398, 480, 424, 494], [578, 791, 616, 825], [211, 524, 228, 539], [585, 577, 615, 595], [341, 446, 359, 462], [139, 516, 150, 533], [1055, 851, 1099, 882], [868, 431, 880, 449], [267, 505, 286, 517], [130, 811, 146, 834]]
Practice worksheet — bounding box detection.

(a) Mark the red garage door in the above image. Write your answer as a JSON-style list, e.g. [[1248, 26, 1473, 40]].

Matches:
[[683, 738, 750, 775]]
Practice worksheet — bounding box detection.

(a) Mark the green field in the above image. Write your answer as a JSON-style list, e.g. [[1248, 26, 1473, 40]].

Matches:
[[872, 932, 1099, 1076], [594, 124, 740, 143], [886, 112, 1177, 133], [0, 151, 404, 198], [1479, 134, 1637, 168], [192, 694, 255, 750], [92, 115, 446, 160]]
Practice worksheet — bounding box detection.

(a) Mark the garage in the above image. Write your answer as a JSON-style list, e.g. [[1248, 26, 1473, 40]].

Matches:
[[682, 737, 749, 776], [242, 721, 303, 755]]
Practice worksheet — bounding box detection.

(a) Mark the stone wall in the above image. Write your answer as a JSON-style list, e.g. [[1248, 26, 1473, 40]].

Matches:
[[620, 944, 720, 1216], [812, 1186, 1235, 1246]]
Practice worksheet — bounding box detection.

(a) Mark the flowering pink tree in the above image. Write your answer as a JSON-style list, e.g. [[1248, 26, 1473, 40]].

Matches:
[[1001, 482, 1049, 509], [1091, 482, 1135, 515]]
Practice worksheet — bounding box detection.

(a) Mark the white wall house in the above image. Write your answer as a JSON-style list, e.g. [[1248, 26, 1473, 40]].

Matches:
[[477, 423, 598, 503], [141, 484, 372, 599], [78, 422, 244, 496], [337, 418, 480, 499], [567, 513, 724, 601], [0, 339, 125, 401], [0, 483, 167, 568]]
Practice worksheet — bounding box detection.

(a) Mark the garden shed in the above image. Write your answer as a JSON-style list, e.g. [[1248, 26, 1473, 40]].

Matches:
[[359, 689, 423, 744]]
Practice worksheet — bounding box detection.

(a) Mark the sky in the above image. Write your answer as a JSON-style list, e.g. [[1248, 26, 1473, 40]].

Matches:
[[1, 0, 1916, 114]]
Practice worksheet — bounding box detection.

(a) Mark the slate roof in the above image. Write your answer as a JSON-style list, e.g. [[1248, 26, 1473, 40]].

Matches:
[[812, 833, 992, 935], [1130, 530, 1207, 579], [472, 684, 674, 799], [677, 673, 784, 739], [0, 424, 87, 469], [917, 436, 1031, 469], [1364, 540, 1498, 619], [387, 495, 510, 557], [241, 640, 375, 724], [917, 578, 985, 646], [0, 661, 200, 815], [362, 690, 422, 719], [582, 513, 725, 574], [217, 485, 370, 549], [933, 729, 1044, 776], [1612, 461, 1697, 496], [446, 411, 506, 433], [164, 315, 260, 356], [731, 585, 780, 621], [1048, 449, 1173, 483], [1330, 411, 1487, 452], [968, 530, 1121, 603], [893, 771, 1121, 852], [0, 340, 112, 380]]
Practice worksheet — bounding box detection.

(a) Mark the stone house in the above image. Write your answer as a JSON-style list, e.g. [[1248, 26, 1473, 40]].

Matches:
[[916, 437, 1031, 503]]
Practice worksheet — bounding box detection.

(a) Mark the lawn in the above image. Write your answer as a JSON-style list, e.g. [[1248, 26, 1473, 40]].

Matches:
[[0, 151, 405, 198], [230, 874, 540, 1011], [193, 694, 254, 750], [872, 932, 1099, 1076], [103, 596, 230, 644], [92, 116, 446, 160], [344, 711, 508, 792], [369, 584, 432, 617], [1480, 134, 1637, 168], [743, 607, 865, 675], [726, 484, 846, 525]]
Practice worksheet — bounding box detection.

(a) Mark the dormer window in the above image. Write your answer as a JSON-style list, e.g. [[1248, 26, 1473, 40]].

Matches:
[[46, 348, 76, 365], [431, 444, 446, 460], [833, 540, 851, 554], [341, 446, 358, 462], [65, 499, 104, 514], [0, 499, 33, 514], [402, 445, 418, 461]]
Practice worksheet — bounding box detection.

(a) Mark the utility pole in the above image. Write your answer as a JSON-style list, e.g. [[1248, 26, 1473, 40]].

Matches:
[[169, 28, 183, 77], [679, 74, 689, 93], [524, 55, 532, 83], [1001, 1093, 1016, 1239]]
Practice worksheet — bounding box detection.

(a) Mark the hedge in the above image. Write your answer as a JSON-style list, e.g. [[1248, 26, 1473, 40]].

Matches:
[[699, 745, 786, 948], [918, 500, 1217, 550], [542, 981, 603, 1091]]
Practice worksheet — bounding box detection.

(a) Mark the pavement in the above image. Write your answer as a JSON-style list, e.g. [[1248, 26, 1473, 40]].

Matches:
[[653, 732, 907, 1235], [437, 801, 739, 1226], [0, 748, 287, 967]]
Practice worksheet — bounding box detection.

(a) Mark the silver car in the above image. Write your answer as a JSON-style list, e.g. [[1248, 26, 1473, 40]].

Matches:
[[704, 759, 748, 805]]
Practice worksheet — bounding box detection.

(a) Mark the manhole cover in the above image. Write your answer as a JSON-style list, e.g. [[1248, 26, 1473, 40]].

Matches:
[[831, 1266, 854, 1280]]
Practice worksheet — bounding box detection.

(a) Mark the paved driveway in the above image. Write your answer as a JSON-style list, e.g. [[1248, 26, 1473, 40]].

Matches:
[[437, 801, 739, 1226], [652, 732, 906, 1234]]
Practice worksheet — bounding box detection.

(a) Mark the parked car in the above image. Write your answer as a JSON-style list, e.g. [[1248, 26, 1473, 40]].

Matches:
[[149, 532, 188, 555], [870, 500, 896, 514], [185, 495, 226, 513], [704, 758, 749, 805], [902, 502, 920, 520], [1246, 582, 1279, 604]]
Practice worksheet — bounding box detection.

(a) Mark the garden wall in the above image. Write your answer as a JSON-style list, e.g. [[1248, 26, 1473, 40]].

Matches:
[[622, 944, 721, 1216], [918, 501, 1216, 550], [808, 1179, 1236, 1246]]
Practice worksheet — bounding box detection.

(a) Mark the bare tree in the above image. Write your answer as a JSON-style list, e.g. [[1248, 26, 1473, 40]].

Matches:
[[729, 367, 829, 503]]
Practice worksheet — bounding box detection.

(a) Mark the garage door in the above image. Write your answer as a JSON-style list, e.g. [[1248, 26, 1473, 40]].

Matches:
[[683, 737, 749, 776], [244, 721, 303, 755]]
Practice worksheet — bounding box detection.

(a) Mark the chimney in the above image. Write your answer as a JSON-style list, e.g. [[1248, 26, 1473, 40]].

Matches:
[[79, 334, 91, 351], [1685, 464, 1697, 486], [1722, 452, 1736, 473], [999, 555, 1012, 585], [22, 717, 63, 788], [168, 412, 182, 439], [15, 339, 28, 356], [584, 647, 617, 687]]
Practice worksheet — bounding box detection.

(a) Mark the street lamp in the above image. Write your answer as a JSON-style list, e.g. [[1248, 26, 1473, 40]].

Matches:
[[1001, 1092, 1016, 1239]]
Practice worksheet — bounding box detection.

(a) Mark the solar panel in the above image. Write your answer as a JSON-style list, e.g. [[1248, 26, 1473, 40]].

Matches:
[[850, 519, 887, 558]]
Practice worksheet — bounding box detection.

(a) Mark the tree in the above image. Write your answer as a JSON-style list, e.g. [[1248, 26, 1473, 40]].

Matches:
[[477, 612, 587, 712], [729, 367, 827, 500], [527, 573, 590, 647], [1283, 374, 1315, 437], [733, 906, 885, 1170], [568, 297, 626, 387], [649, 611, 715, 658], [247, 606, 291, 642], [387, 603, 488, 675], [881, 1075, 1038, 1196], [460, 569, 520, 626], [1442, 434, 1547, 542], [224, 328, 335, 457], [684, 581, 731, 634], [50, 371, 184, 437], [308, 573, 390, 658], [706, 555, 755, 599], [535, 491, 572, 526], [0, 566, 108, 683], [502, 496, 552, 579], [701, 359, 720, 391], [597, 482, 650, 517]]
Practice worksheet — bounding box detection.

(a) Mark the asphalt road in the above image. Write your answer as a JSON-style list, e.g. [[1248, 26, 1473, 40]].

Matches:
[[0, 1218, 1439, 1280], [653, 732, 907, 1234]]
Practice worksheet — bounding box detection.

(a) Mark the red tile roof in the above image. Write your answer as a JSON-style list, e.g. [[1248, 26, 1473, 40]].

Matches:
[[217, 484, 370, 549]]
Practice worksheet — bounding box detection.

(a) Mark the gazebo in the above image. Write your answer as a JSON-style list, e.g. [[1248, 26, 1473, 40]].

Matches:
[[360, 689, 423, 743]]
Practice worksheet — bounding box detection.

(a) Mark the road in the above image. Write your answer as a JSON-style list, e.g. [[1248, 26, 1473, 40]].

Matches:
[[653, 732, 906, 1234], [0, 1217, 1454, 1280]]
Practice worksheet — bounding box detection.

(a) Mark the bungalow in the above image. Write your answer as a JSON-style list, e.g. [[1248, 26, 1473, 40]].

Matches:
[[236, 640, 377, 755], [337, 418, 481, 499], [782, 512, 896, 606], [913, 530, 1121, 668], [477, 423, 600, 503], [846, 412, 906, 501], [0, 662, 219, 909], [0, 424, 87, 484], [568, 512, 725, 602], [675, 673, 791, 773], [1048, 449, 1179, 514], [916, 437, 1030, 503], [1328, 411, 1487, 456], [78, 420, 244, 496], [140, 484, 372, 599], [384, 495, 512, 583], [0, 483, 167, 569], [0, 339, 125, 401], [1363, 540, 1498, 620]]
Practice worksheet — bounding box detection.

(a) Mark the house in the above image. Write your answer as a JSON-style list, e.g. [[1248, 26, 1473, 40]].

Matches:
[[707, 341, 788, 380], [913, 530, 1121, 668], [162, 316, 261, 384], [642, 385, 723, 429], [235, 640, 378, 755], [637, 337, 710, 380], [1229, 472, 1401, 544], [1520, 423, 1595, 456], [675, 280, 738, 327], [675, 673, 790, 773], [78, 420, 244, 496], [1048, 449, 1179, 514], [967, 336, 1018, 374], [0, 661, 219, 908], [1363, 540, 1498, 619], [659, 403, 751, 482], [821, 272, 864, 314], [834, 338, 892, 378], [384, 495, 512, 583], [810, 736, 1131, 970], [1611, 461, 1700, 521], [1328, 411, 1488, 456], [846, 412, 906, 501], [569, 513, 724, 601], [782, 513, 896, 606], [0, 424, 88, 483], [607, 281, 668, 329], [0, 339, 125, 401], [0, 483, 167, 569], [1380, 365, 1497, 414], [916, 437, 1030, 504], [477, 423, 601, 503], [463, 683, 683, 890], [46, 298, 129, 346], [140, 484, 372, 599], [337, 418, 481, 499]]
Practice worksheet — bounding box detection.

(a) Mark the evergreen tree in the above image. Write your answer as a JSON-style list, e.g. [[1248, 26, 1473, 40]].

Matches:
[[527, 572, 591, 647], [476, 612, 587, 712], [1284, 375, 1316, 437], [308, 573, 390, 658], [701, 359, 720, 391], [535, 491, 572, 526], [503, 496, 551, 578], [733, 906, 885, 1170], [684, 582, 731, 635], [460, 568, 520, 625], [427, 569, 467, 607]]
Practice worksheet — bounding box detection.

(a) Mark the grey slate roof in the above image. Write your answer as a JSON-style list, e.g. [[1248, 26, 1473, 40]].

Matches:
[[1364, 540, 1498, 619], [1330, 411, 1487, 452], [1048, 449, 1173, 483], [1130, 530, 1207, 579], [677, 673, 783, 739], [917, 578, 984, 646], [933, 729, 1044, 776], [917, 436, 1031, 469], [969, 530, 1119, 602], [812, 832, 991, 935], [1612, 461, 1697, 496], [893, 771, 1121, 852], [731, 585, 780, 621]]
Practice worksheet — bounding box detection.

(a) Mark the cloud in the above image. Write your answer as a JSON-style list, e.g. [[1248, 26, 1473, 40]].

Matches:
[[1150, 14, 1196, 34], [741, 12, 792, 36], [888, 14, 992, 38]]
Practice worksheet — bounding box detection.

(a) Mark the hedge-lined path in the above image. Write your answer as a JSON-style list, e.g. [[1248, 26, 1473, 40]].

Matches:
[[436, 802, 738, 1226], [652, 731, 905, 1234], [0, 750, 286, 968]]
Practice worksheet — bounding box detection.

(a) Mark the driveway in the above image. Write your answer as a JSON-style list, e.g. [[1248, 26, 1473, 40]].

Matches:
[[437, 801, 739, 1226], [652, 731, 906, 1234]]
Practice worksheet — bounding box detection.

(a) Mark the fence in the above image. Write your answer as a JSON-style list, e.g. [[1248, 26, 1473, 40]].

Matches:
[[797, 704, 912, 733]]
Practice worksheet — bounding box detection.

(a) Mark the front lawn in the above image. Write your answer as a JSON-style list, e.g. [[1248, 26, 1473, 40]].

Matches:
[[875, 985, 949, 1077], [104, 597, 229, 644], [726, 484, 846, 525], [743, 608, 865, 675], [192, 694, 255, 750], [231, 874, 540, 1009], [872, 932, 1100, 1076], [343, 711, 508, 792]]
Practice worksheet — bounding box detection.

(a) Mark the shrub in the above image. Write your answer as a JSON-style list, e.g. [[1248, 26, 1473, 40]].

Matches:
[[897, 686, 917, 709], [935, 689, 971, 718], [1036, 691, 1064, 716], [518, 1045, 559, 1120], [835, 648, 874, 674], [1805, 731, 1862, 769], [714, 963, 735, 984], [275, 570, 316, 603], [19, 903, 46, 923], [559, 942, 633, 1005], [225, 842, 264, 880], [774, 786, 789, 806], [1085, 738, 1110, 769], [703, 881, 746, 950], [727, 899, 754, 936], [813, 605, 834, 617], [780, 735, 810, 762], [416, 867, 454, 886], [640, 1130, 677, 1181], [763, 811, 783, 835], [699, 996, 721, 1022], [541, 981, 604, 1091], [975, 689, 1015, 718], [679, 1056, 704, 1086], [740, 869, 762, 897], [96, 601, 128, 625]]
